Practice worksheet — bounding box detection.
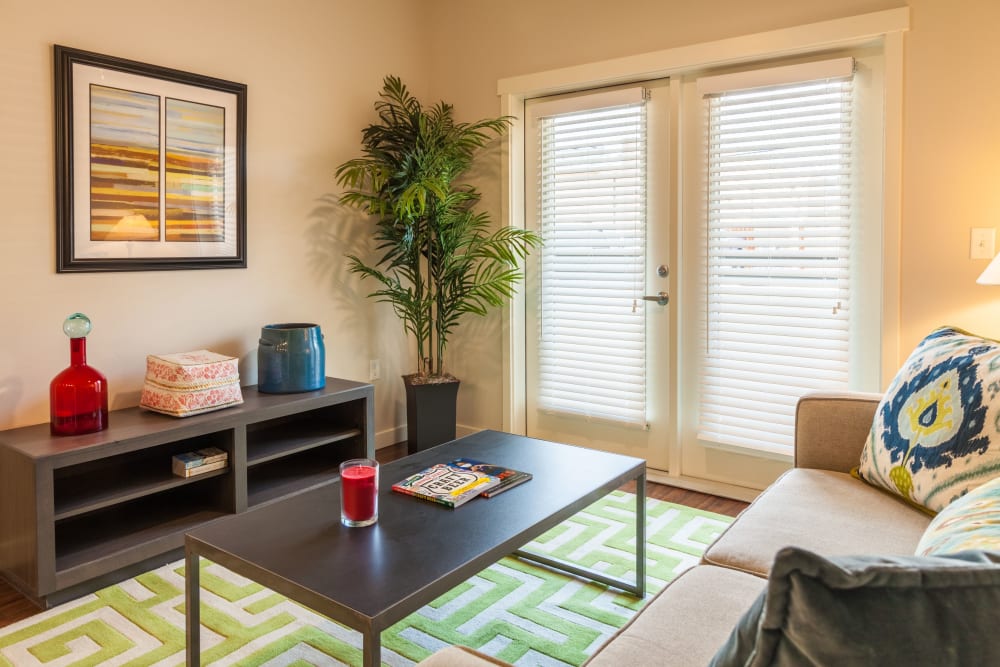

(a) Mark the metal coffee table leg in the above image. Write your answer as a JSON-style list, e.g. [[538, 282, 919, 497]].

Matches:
[[634, 472, 646, 596], [515, 472, 647, 598], [362, 626, 381, 667], [186, 540, 201, 666]]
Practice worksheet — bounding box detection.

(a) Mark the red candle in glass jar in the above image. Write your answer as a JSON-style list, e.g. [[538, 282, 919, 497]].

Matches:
[[340, 459, 378, 527]]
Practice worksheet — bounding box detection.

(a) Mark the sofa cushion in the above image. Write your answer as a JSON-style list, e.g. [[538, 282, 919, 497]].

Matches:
[[585, 565, 766, 667], [917, 475, 1000, 556], [704, 468, 930, 577], [709, 547, 1000, 666], [857, 326, 1000, 512]]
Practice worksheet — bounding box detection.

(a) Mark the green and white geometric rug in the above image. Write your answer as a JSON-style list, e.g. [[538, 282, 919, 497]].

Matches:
[[0, 491, 732, 666]]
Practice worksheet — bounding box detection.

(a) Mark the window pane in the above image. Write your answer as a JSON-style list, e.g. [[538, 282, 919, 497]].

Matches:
[[699, 78, 854, 452], [537, 102, 648, 426]]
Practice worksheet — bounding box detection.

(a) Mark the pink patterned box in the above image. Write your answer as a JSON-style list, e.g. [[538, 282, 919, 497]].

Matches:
[[140, 350, 243, 417]]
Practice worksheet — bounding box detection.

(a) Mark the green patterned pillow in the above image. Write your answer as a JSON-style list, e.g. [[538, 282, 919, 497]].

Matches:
[[857, 326, 1000, 512], [916, 475, 1000, 555]]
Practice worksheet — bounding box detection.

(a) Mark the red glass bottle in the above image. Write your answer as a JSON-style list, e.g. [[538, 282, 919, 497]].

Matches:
[[50, 313, 109, 436]]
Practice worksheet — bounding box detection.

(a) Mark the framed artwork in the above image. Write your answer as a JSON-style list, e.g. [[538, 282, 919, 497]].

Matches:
[[54, 45, 247, 272]]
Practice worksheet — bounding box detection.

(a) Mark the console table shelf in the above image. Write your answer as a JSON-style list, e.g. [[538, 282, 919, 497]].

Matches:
[[57, 504, 229, 577], [0, 377, 374, 607], [246, 424, 362, 466], [53, 464, 231, 521], [247, 455, 344, 507]]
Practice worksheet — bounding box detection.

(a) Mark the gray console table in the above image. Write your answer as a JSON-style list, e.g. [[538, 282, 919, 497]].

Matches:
[[0, 377, 373, 607]]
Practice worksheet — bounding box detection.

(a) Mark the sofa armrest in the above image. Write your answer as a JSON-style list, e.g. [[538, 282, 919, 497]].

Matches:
[[794, 391, 882, 473]]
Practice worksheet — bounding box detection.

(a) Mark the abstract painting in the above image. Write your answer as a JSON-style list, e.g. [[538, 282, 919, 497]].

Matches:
[[55, 45, 246, 272], [165, 98, 225, 243], [89, 85, 161, 242]]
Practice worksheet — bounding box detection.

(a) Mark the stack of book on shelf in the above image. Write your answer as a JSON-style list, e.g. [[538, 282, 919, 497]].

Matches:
[[392, 458, 532, 508], [172, 447, 229, 478]]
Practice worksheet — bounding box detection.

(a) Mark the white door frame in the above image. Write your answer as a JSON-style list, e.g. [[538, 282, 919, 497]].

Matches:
[[498, 8, 908, 499]]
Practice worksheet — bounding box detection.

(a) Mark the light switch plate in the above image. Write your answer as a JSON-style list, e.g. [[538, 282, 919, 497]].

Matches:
[[971, 227, 996, 259]]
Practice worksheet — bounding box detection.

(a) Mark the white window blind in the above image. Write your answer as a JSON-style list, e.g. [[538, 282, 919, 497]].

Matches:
[[535, 93, 648, 426], [698, 60, 855, 453]]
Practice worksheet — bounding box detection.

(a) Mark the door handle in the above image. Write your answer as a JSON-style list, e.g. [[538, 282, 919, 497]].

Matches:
[[642, 292, 669, 306]]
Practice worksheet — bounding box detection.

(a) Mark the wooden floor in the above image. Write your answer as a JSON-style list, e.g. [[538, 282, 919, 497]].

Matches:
[[0, 442, 749, 629]]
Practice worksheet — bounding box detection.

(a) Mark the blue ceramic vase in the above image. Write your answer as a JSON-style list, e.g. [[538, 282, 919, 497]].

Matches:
[[257, 323, 326, 393]]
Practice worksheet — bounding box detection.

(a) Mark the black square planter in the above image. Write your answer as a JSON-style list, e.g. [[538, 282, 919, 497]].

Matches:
[[403, 375, 460, 454]]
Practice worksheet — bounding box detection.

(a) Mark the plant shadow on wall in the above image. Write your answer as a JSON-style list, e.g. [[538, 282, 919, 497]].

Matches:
[[308, 198, 409, 429], [307, 194, 381, 337], [335, 75, 541, 453], [443, 139, 508, 412]]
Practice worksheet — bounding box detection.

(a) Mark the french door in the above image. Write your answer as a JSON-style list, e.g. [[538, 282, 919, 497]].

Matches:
[[523, 80, 672, 471], [510, 33, 893, 498]]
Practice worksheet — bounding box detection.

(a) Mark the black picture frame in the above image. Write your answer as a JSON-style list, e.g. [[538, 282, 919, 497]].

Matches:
[[54, 45, 247, 272]]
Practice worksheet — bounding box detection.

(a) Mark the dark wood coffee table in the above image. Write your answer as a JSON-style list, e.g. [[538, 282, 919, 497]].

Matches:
[[185, 429, 646, 666]]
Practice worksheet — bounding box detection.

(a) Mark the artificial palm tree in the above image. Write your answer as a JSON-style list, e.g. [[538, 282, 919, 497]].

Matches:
[[336, 75, 541, 383]]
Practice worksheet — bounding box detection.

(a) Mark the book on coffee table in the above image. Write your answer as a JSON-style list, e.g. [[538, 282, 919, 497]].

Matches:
[[447, 457, 532, 497], [392, 463, 501, 508]]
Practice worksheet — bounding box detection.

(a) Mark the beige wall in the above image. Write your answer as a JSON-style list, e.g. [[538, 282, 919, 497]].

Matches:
[[425, 0, 1000, 431], [6, 0, 1000, 441], [901, 0, 1000, 349], [0, 0, 426, 434]]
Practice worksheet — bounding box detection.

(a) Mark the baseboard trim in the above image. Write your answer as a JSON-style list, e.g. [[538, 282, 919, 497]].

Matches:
[[375, 425, 406, 450], [647, 469, 762, 503], [455, 423, 480, 439], [374, 423, 481, 450]]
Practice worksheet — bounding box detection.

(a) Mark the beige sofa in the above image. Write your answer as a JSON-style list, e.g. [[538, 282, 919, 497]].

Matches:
[[417, 391, 934, 666]]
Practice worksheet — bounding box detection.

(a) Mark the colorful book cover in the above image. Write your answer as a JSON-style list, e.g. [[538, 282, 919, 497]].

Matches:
[[448, 457, 532, 497], [392, 464, 501, 508]]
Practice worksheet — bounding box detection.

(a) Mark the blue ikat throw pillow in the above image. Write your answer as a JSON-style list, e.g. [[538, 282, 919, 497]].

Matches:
[[857, 326, 1000, 513]]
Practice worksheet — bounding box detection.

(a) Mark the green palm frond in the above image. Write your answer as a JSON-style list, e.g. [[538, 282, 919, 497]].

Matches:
[[336, 75, 541, 378]]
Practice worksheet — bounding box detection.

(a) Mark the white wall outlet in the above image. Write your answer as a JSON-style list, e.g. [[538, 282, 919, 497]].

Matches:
[[971, 227, 996, 259], [369, 359, 380, 381]]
